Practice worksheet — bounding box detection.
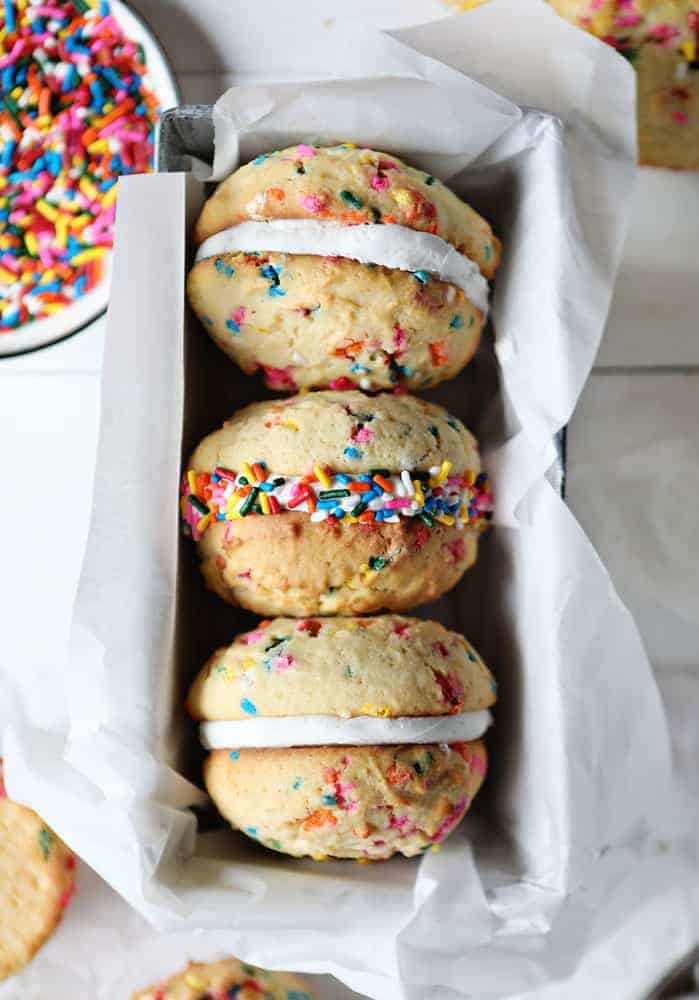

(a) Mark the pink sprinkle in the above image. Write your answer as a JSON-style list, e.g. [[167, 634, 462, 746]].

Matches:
[[242, 628, 266, 645], [33, 5, 67, 14], [296, 143, 317, 157], [352, 426, 373, 444], [671, 111, 689, 125], [392, 324, 407, 351], [272, 654, 295, 673], [393, 623, 411, 638], [614, 13, 642, 26], [384, 498, 412, 509], [370, 173, 390, 191], [469, 752, 487, 778], [433, 641, 449, 658], [590, 0, 605, 8], [232, 306, 247, 327], [433, 670, 465, 710], [263, 365, 296, 391], [0, 39, 25, 69], [431, 797, 469, 841], [647, 23, 681, 44], [300, 193, 326, 214]]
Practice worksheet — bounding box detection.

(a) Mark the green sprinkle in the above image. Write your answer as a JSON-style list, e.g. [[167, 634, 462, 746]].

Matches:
[[188, 494, 209, 516], [344, 665, 354, 679], [340, 189, 363, 209], [38, 828, 52, 861], [418, 511, 434, 528], [469, 315, 475, 328], [424, 174, 435, 185], [292, 776, 304, 789], [237, 476, 249, 486], [319, 489, 350, 500], [484, 244, 493, 261], [239, 487, 259, 516], [352, 501, 368, 516], [368, 556, 386, 571]]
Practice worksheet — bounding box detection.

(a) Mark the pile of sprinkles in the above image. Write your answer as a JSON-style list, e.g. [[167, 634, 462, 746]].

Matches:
[[0, 0, 159, 331], [181, 459, 494, 541]]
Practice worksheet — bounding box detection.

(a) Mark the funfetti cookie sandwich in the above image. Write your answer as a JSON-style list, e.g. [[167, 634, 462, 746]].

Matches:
[[187, 144, 500, 392], [0, 759, 76, 981], [133, 957, 313, 1000], [187, 615, 497, 861], [181, 390, 494, 617]]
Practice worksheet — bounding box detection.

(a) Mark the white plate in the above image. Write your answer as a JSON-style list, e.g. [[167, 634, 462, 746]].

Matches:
[[0, 0, 180, 358]]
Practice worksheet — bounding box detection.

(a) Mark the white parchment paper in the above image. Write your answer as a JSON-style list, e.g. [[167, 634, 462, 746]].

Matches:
[[2, 3, 695, 998]]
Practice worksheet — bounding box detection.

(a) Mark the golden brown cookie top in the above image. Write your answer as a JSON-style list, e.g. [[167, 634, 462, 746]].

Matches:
[[189, 391, 480, 478], [187, 615, 497, 721], [194, 143, 500, 279]]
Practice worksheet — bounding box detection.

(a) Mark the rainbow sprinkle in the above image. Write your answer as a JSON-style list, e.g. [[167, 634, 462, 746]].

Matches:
[[181, 461, 494, 541], [0, 0, 159, 331]]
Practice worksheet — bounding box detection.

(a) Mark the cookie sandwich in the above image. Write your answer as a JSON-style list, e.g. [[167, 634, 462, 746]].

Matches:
[[181, 390, 494, 617], [0, 759, 76, 980], [133, 957, 313, 1000], [187, 143, 500, 391], [187, 615, 497, 861]]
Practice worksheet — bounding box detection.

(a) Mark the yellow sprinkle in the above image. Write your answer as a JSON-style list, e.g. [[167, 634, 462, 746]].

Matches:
[[314, 465, 331, 488], [180, 496, 188, 519], [184, 973, 207, 990], [24, 232, 39, 257], [0, 267, 17, 284], [36, 198, 58, 222], [282, 420, 299, 431], [355, 856, 373, 863], [299, 386, 310, 395], [464, 469, 475, 487], [341, 142, 356, 148], [187, 471, 197, 494], [71, 248, 105, 266], [69, 214, 91, 233], [392, 188, 414, 211], [72, 154, 86, 169], [312, 853, 329, 861], [430, 460, 452, 487], [102, 184, 118, 208], [259, 492, 271, 515], [240, 462, 255, 482], [435, 514, 455, 527], [10, 86, 22, 101], [360, 704, 392, 717], [681, 40, 696, 62], [196, 514, 211, 535], [79, 177, 100, 201], [41, 303, 67, 314], [35, 115, 51, 129], [59, 199, 80, 215], [430, 843, 441, 853], [412, 480, 425, 507], [54, 217, 68, 248], [86, 140, 109, 156]]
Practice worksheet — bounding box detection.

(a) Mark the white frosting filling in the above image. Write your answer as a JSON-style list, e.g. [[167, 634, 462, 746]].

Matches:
[[194, 219, 490, 315], [199, 709, 492, 750]]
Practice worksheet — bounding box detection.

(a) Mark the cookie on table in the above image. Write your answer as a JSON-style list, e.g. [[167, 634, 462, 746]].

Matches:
[[188, 143, 500, 391], [548, 0, 699, 168], [189, 615, 496, 861], [0, 760, 76, 981], [132, 957, 313, 1000], [181, 390, 493, 617]]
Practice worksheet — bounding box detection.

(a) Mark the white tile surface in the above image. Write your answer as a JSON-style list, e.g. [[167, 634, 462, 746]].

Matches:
[[567, 373, 699, 671]]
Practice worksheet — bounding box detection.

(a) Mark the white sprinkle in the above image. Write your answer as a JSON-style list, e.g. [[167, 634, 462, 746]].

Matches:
[[401, 470, 414, 495]]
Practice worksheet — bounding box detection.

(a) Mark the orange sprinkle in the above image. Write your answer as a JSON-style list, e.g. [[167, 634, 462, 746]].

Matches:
[[251, 462, 267, 482], [373, 474, 393, 493], [38, 88, 52, 118], [266, 187, 285, 202], [348, 482, 371, 493], [302, 809, 337, 832], [429, 340, 449, 367], [306, 491, 317, 514], [358, 511, 375, 523]]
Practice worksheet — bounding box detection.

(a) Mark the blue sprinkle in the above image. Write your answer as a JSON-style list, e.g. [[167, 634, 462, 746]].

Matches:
[[489, 676, 498, 693], [252, 153, 271, 166], [316, 500, 337, 510], [225, 318, 240, 333], [336, 473, 350, 484], [268, 284, 286, 297], [229, 749, 240, 760], [350, 363, 370, 374], [214, 258, 235, 277], [412, 270, 429, 284], [332, 507, 345, 519], [343, 446, 362, 459], [4, 0, 16, 34], [245, 826, 258, 836], [292, 777, 303, 790], [240, 698, 257, 716], [287, 992, 313, 1000], [257, 482, 274, 492], [321, 794, 337, 806], [449, 313, 464, 329]]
